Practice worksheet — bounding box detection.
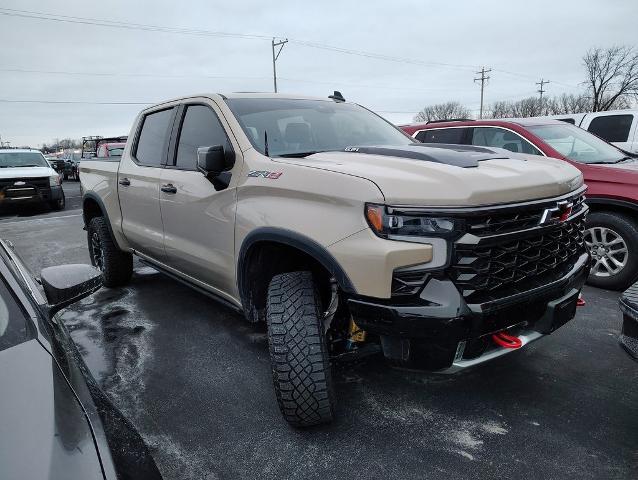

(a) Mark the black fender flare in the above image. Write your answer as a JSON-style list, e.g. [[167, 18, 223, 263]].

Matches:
[[82, 192, 123, 250], [585, 197, 638, 217], [237, 227, 357, 305]]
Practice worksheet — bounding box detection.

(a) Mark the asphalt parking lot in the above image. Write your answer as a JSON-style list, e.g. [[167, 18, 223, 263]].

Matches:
[[1, 181, 637, 480]]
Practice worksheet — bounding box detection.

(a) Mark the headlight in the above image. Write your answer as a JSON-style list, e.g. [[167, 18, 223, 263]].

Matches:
[[365, 203, 459, 242], [49, 174, 61, 187]]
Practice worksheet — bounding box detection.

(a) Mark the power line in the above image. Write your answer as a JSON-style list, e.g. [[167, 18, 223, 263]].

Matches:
[[0, 7, 586, 89], [0, 99, 151, 105], [0, 7, 478, 72], [474, 66, 491, 119], [0, 66, 475, 94]]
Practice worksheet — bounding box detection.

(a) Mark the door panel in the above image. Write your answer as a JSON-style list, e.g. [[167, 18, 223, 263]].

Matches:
[[119, 107, 175, 260], [159, 102, 240, 298], [119, 162, 166, 259], [159, 169, 237, 295]]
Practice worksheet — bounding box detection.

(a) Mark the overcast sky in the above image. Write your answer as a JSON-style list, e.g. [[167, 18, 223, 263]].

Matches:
[[0, 0, 636, 147]]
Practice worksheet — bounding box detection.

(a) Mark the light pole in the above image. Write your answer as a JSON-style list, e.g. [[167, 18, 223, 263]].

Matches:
[[271, 37, 288, 93]]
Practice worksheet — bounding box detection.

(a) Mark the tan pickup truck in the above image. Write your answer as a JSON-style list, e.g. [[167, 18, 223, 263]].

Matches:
[[80, 92, 590, 426]]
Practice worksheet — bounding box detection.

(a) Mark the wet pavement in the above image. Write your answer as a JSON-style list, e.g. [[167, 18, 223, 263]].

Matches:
[[1, 182, 637, 479]]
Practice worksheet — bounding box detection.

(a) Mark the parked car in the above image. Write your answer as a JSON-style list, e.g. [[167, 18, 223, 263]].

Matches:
[[81, 92, 589, 427], [96, 140, 126, 158], [619, 281, 638, 360], [401, 118, 638, 290], [0, 239, 162, 480], [535, 110, 638, 153], [45, 155, 66, 179], [0, 149, 65, 210]]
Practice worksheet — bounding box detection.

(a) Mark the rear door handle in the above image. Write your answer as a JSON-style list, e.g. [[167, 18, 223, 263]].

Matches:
[[161, 184, 177, 194], [119, 178, 131, 186]]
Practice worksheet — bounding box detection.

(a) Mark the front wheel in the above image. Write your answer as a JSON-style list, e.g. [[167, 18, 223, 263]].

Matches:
[[49, 191, 65, 211], [584, 212, 638, 290], [87, 216, 133, 287], [266, 271, 335, 427]]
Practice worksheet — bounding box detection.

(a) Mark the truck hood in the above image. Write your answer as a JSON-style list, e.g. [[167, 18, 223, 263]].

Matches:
[[0, 166, 54, 179], [276, 145, 583, 206]]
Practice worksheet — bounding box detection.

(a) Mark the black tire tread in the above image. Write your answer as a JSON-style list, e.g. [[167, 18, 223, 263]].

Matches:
[[266, 271, 335, 427], [87, 216, 133, 288]]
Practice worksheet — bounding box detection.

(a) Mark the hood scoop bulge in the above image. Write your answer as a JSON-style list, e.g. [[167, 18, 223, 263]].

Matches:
[[343, 143, 515, 168]]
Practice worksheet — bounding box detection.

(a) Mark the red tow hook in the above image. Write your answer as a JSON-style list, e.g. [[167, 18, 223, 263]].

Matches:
[[492, 331, 523, 349], [577, 294, 586, 307]]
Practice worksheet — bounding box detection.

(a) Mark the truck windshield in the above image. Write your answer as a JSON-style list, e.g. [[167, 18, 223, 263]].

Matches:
[[0, 152, 49, 168], [528, 123, 627, 164], [225, 98, 412, 157]]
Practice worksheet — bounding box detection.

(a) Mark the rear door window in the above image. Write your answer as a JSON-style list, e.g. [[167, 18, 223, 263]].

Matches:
[[587, 115, 633, 143], [135, 108, 175, 166], [471, 127, 542, 155], [415, 128, 465, 144], [175, 105, 230, 170]]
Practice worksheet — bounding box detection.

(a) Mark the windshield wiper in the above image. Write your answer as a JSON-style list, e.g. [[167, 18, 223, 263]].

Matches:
[[614, 156, 635, 163], [277, 151, 325, 158]]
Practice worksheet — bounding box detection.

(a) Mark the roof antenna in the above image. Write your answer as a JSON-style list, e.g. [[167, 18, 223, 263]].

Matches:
[[264, 129, 269, 156], [329, 91, 345, 102]]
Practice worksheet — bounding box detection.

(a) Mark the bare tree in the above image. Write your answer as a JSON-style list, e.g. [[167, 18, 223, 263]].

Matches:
[[414, 101, 471, 122], [583, 46, 638, 111]]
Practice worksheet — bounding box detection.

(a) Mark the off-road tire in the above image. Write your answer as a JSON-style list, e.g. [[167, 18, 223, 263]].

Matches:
[[585, 212, 638, 291], [50, 191, 65, 211], [87, 216, 133, 287], [266, 271, 335, 427]]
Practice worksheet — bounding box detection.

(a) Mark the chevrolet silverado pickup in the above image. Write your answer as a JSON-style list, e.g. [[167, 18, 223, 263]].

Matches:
[[81, 92, 590, 427]]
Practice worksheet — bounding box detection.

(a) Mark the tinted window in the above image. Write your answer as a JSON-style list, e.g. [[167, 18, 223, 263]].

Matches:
[[0, 277, 32, 352], [225, 98, 411, 157], [135, 108, 174, 166], [176, 105, 229, 170], [587, 115, 633, 143], [471, 127, 542, 155], [415, 128, 464, 144], [558, 118, 576, 125]]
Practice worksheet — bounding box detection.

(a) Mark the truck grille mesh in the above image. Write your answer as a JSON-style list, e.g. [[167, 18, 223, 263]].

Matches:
[[0, 177, 51, 199], [449, 217, 586, 303]]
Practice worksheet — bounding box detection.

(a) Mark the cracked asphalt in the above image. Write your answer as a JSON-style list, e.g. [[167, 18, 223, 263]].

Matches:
[[1, 181, 637, 479]]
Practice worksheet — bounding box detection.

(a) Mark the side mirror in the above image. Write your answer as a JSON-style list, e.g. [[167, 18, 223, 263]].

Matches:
[[40, 264, 103, 316], [197, 145, 235, 177]]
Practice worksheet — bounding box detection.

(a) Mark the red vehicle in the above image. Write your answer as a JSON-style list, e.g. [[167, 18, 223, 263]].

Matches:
[[401, 118, 638, 290]]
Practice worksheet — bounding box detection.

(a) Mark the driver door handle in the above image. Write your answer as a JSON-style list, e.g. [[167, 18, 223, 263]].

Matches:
[[118, 178, 131, 186], [161, 183, 177, 194]]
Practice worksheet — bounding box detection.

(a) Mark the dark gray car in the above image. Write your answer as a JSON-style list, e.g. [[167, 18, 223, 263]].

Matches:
[[0, 239, 161, 480]]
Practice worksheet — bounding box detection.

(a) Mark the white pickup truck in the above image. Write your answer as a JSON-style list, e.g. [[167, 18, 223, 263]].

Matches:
[[0, 149, 65, 210], [543, 110, 638, 153]]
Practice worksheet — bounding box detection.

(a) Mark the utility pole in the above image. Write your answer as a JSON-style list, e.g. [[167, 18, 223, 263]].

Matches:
[[536, 78, 550, 101], [271, 37, 288, 93], [536, 78, 550, 113], [474, 66, 491, 119]]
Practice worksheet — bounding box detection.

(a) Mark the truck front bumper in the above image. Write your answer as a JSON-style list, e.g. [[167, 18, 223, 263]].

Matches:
[[348, 251, 590, 371]]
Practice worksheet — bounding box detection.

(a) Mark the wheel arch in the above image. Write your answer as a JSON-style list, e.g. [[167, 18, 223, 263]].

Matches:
[[237, 228, 356, 322], [586, 198, 638, 223], [82, 192, 123, 250]]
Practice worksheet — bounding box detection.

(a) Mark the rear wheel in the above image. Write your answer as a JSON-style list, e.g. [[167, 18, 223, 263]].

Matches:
[[266, 271, 335, 427], [87, 216, 133, 287], [585, 212, 638, 290]]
